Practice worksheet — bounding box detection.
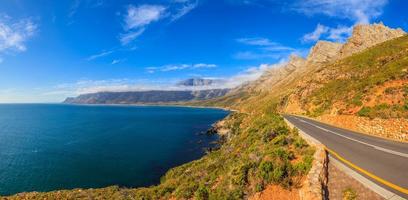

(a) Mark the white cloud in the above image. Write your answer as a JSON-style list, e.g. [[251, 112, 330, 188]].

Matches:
[[124, 5, 166, 30], [120, 5, 166, 45], [235, 37, 294, 60], [193, 63, 217, 68], [49, 79, 154, 95], [119, 2, 199, 45], [68, 0, 81, 18], [293, 0, 388, 24], [327, 25, 353, 42], [302, 24, 329, 42], [0, 18, 37, 53], [234, 51, 282, 60], [171, 1, 198, 21], [86, 50, 113, 61], [237, 37, 277, 46], [111, 59, 122, 65], [120, 27, 145, 45], [302, 23, 353, 43], [221, 62, 285, 88], [147, 63, 217, 73]]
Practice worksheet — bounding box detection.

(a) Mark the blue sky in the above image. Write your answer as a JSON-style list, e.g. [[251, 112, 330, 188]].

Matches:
[[0, 0, 407, 103]]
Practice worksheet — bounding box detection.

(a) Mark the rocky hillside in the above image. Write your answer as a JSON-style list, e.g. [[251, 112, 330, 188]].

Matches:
[[63, 89, 230, 104], [195, 23, 407, 141], [284, 33, 408, 141]]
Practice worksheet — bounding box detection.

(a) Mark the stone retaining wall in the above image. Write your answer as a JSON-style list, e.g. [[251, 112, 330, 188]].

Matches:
[[284, 119, 329, 200]]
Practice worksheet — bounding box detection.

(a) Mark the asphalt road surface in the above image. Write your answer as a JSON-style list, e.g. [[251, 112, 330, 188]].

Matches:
[[283, 114, 408, 199]]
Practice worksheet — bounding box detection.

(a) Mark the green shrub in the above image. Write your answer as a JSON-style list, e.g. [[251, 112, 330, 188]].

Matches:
[[342, 188, 357, 200], [232, 164, 252, 186], [271, 164, 285, 183], [258, 161, 274, 182], [228, 189, 244, 199], [294, 137, 306, 149], [255, 183, 264, 192], [351, 94, 363, 106], [357, 107, 372, 117], [262, 131, 277, 142], [293, 155, 313, 175], [194, 185, 209, 200], [275, 126, 289, 135], [273, 148, 292, 160], [272, 135, 288, 146]]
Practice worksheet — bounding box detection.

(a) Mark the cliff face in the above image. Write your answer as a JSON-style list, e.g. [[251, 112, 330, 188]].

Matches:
[[306, 41, 343, 64], [63, 89, 230, 104], [338, 23, 406, 58]]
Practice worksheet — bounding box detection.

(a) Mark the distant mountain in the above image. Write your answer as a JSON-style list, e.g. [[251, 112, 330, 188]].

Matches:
[[63, 89, 230, 104], [176, 78, 217, 87]]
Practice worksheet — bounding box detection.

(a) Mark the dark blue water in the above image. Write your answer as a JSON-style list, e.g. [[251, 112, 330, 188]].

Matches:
[[0, 104, 228, 196]]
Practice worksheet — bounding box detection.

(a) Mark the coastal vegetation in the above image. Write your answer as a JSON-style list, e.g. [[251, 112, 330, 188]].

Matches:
[[7, 102, 314, 199]]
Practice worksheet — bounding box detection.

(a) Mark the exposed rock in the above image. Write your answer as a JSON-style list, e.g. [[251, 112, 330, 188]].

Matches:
[[288, 54, 307, 69], [234, 55, 306, 93], [306, 40, 343, 64], [339, 23, 406, 58]]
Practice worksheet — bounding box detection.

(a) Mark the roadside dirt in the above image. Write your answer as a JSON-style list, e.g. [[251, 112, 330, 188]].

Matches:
[[249, 185, 300, 200], [328, 161, 384, 200]]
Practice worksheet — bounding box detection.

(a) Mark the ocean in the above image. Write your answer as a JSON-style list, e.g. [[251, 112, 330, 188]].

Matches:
[[0, 104, 229, 196]]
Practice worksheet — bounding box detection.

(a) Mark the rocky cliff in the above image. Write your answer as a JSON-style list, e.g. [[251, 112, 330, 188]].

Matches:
[[338, 22, 406, 58]]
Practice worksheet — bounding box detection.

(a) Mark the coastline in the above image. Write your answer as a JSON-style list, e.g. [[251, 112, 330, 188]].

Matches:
[[62, 102, 237, 112], [1, 104, 233, 198]]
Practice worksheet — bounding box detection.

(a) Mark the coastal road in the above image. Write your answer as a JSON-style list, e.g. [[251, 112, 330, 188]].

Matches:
[[283, 114, 408, 199]]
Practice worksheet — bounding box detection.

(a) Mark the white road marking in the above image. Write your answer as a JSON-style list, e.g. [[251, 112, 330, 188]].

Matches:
[[293, 117, 408, 159]]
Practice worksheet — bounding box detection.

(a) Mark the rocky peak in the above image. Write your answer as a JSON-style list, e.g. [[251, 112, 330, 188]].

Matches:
[[306, 40, 343, 64], [177, 78, 215, 87], [339, 22, 406, 58], [285, 54, 306, 70]]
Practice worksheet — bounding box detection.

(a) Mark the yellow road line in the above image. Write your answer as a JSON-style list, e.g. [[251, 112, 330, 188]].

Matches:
[[325, 146, 408, 195]]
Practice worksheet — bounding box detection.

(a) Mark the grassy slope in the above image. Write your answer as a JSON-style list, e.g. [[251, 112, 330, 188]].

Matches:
[[303, 35, 408, 118]]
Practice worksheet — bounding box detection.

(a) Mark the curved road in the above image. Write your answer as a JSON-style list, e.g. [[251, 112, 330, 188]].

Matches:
[[283, 114, 408, 199]]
